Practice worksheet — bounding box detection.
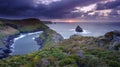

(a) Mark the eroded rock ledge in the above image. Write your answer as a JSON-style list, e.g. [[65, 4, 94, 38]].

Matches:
[[35, 29, 64, 48]]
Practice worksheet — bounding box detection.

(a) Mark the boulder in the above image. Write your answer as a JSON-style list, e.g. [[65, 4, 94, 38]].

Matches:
[[52, 33, 64, 43], [75, 25, 83, 32], [109, 36, 120, 50], [98, 30, 120, 50]]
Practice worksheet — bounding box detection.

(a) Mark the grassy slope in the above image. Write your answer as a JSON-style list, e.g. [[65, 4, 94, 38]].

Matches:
[[0, 35, 119, 67], [40, 29, 60, 47], [2, 18, 48, 32], [0, 21, 19, 46]]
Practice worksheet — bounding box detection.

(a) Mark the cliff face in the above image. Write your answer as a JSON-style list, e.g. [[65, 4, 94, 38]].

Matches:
[[35, 29, 63, 48]]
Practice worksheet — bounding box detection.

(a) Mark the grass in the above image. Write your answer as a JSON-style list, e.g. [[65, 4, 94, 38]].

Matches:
[[40, 29, 58, 46]]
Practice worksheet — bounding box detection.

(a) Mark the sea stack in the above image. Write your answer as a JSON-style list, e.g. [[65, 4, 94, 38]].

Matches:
[[75, 25, 83, 32]]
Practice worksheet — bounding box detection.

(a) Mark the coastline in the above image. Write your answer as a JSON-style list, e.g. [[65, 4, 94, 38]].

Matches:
[[0, 29, 44, 59]]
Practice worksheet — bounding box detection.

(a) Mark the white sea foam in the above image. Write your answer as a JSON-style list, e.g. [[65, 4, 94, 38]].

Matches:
[[69, 29, 75, 31], [14, 35, 26, 41], [80, 30, 91, 34], [69, 28, 90, 34], [32, 37, 35, 40]]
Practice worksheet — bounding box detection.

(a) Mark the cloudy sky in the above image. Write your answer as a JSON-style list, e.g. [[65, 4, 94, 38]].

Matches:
[[0, 0, 120, 22]]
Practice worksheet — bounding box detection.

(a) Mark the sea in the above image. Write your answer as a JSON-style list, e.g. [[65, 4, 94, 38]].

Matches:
[[11, 22, 120, 55], [47, 22, 120, 39]]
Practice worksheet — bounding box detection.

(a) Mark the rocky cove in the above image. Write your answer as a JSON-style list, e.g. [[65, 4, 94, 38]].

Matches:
[[0, 29, 63, 59], [0, 30, 44, 59], [0, 18, 49, 59]]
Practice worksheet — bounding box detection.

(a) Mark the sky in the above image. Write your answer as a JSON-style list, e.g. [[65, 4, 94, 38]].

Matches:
[[0, 0, 120, 22]]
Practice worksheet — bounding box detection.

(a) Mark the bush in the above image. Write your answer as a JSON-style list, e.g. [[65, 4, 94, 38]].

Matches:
[[59, 58, 76, 66]]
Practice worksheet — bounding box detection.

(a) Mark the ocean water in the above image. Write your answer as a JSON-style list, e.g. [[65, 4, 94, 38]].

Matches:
[[47, 22, 120, 39], [11, 31, 42, 55]]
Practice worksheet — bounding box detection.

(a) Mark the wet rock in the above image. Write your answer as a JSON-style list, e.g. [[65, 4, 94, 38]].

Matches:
[[0, 50, 8, 59], [2, 48, 12, 53], [75, 25, 83, 32], [35, 37, 44, 49]]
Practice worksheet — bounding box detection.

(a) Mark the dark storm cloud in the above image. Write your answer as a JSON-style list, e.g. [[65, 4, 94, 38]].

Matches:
[[96, 0, 120, 10], [0, 0, 100, 18]]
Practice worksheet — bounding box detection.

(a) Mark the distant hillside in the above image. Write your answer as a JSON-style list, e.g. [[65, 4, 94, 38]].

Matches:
[[42, 21, 53, 24], [0, 18, 48, 32]]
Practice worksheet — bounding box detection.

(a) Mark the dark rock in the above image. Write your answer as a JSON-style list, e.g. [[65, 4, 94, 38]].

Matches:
[[35, 37, 44, 49], [75, 25, 83, 32], [0, 50, 4, 55], [104, 30, 120, 50], [98, 38, 109, 47], [105, 30, 120, 41], [35, 29, 63, 49], [98, 30, 120, 50], [109, 36, 120, 50], [0, 50, 8, 59], [3, 48, 12, 53]]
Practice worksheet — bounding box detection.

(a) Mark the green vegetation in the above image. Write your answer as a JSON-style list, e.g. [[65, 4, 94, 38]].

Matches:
[[0, 35, 119, 67], [0, 21, 19, 46], [40, 29, 59, 46], [114, 44, 120, 50], [3, 18, 48, 32]]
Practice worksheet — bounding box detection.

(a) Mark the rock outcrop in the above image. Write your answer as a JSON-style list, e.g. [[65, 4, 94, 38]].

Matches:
[[35, 29, 63, 48], [98, 30, 120, 51], [75, 25, 83, 32]]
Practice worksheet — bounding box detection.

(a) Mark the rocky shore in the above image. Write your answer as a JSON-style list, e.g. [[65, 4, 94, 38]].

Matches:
[[0, 29, 45, 59]]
